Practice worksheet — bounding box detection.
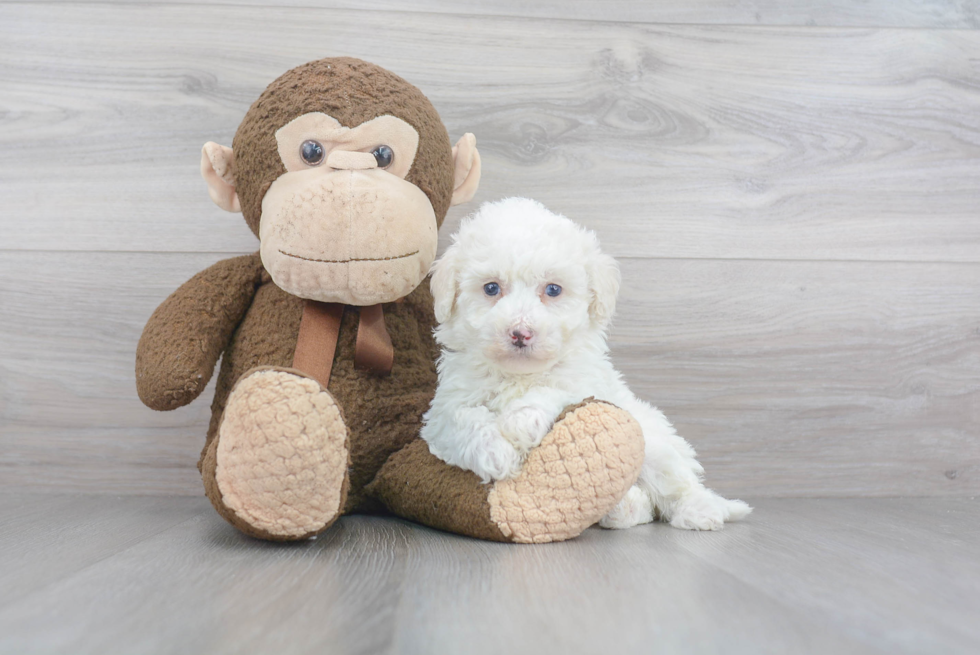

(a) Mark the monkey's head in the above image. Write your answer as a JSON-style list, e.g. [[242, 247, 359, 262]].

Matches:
[[200, 58, 480, 305]]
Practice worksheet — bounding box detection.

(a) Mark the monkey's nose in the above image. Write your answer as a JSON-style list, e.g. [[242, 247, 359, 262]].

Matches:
[[326, 150, 378, 170], [510, 328, 534, 348]]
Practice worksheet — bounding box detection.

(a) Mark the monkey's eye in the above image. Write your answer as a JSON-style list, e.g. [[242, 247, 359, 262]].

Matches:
[[372, 145, 394, 168], [545, 284, 562, 297], [300, 140, 325, 166], [484, 282, 500, 297]]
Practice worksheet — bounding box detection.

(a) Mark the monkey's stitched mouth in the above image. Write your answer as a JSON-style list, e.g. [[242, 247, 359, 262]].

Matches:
[[278, 249, 420, 264]]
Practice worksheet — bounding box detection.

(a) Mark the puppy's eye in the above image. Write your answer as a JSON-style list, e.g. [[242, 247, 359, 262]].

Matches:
[[371, 145, 394, 168], [300, 140, 325, 166], [545, 284, 562, 297], [484, 282, 500, 297]]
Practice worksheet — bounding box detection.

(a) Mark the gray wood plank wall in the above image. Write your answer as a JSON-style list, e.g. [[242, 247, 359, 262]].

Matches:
[[1, 1, 977, 497]]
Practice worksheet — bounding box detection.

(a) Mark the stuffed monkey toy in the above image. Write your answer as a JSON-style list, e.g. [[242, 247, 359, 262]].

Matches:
[[136, 58, 644, 544]]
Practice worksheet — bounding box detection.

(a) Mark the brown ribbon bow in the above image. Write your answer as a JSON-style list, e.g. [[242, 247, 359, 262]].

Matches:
[[291, 300, 394, 388]]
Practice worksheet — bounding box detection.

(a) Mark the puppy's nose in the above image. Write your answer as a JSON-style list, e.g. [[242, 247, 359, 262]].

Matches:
[[510, 328, 534, 348]]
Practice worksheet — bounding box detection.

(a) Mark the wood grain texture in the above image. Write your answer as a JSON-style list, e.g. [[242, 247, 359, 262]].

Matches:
[[0, 252, 218, 495], [0, 495, 977, 654], [663, 498, 980, 654], [2, 251, 976, 497], [10, 0, 978, 29], [0, 494, 204, 608], [1, 3, 978, 497], [613, 257, 980, 496], [2, 4, 979, 260]]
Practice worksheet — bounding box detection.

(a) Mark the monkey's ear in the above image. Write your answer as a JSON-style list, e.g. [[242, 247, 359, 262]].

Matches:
[[450, 133, 481, 206], [200, 142, 241, 213]]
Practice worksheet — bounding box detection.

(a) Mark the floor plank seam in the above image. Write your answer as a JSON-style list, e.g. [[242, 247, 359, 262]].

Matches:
[[0, 511, 207, 612]]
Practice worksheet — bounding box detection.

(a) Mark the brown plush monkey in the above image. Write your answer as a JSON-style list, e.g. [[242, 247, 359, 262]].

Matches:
[[136, 58, 644, 543]]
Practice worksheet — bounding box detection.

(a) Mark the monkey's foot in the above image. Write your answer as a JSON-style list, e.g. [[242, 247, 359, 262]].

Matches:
[[488, 401, 644, 543], [369, 400, 644, 544], [202, 367, 349, 541]]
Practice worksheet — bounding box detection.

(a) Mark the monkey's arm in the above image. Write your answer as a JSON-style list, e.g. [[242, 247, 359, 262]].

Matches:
[[136, 253, 264, 411]]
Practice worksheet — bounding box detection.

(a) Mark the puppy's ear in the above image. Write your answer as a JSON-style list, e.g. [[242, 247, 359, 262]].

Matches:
[[430, 249, 460, 323], [586, 248, 621, 328]]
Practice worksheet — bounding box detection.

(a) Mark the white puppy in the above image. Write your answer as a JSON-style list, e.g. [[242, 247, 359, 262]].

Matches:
[[421, 198, 751, 530]]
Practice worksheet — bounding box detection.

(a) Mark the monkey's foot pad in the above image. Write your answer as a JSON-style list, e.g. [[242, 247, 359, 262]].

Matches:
[[214, 369, 349, 540], [488, 401, 645, 544]]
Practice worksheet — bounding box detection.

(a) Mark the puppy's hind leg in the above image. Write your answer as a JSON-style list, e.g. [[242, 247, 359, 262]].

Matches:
[[627, 400, 752, 531], [599, 485, 654, 529], [667, 488, 752, 531]]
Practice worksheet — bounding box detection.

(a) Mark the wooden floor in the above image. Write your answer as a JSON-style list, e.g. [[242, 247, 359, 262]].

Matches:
[[0, 494, 976, 655]]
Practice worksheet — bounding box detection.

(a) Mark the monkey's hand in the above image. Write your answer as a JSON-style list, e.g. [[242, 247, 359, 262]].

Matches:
[[135, 253, 264, 411]]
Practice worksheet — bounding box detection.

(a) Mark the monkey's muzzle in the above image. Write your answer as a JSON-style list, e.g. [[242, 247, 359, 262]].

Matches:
[[259, 168, 439, 305]]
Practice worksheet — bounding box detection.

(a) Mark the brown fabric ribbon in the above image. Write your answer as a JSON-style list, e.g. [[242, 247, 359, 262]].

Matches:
[[353, 303, 395, 376], [291, 300, 394, 388], [291, 301, 344, 388]]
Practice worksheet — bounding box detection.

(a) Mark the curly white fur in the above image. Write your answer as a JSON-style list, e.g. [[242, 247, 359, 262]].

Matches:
[[420, 198, 751, 530]]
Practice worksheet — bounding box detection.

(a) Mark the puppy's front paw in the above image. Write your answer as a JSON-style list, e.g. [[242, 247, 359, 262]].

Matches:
[[462, 429, 524, 483], [669, 489, 752, 531], [498, 404, 555, 452]]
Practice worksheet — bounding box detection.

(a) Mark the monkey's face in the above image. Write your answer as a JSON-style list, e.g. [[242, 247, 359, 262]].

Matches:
[[257, 113, 437, 305], [201, 58, 481, 306]]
